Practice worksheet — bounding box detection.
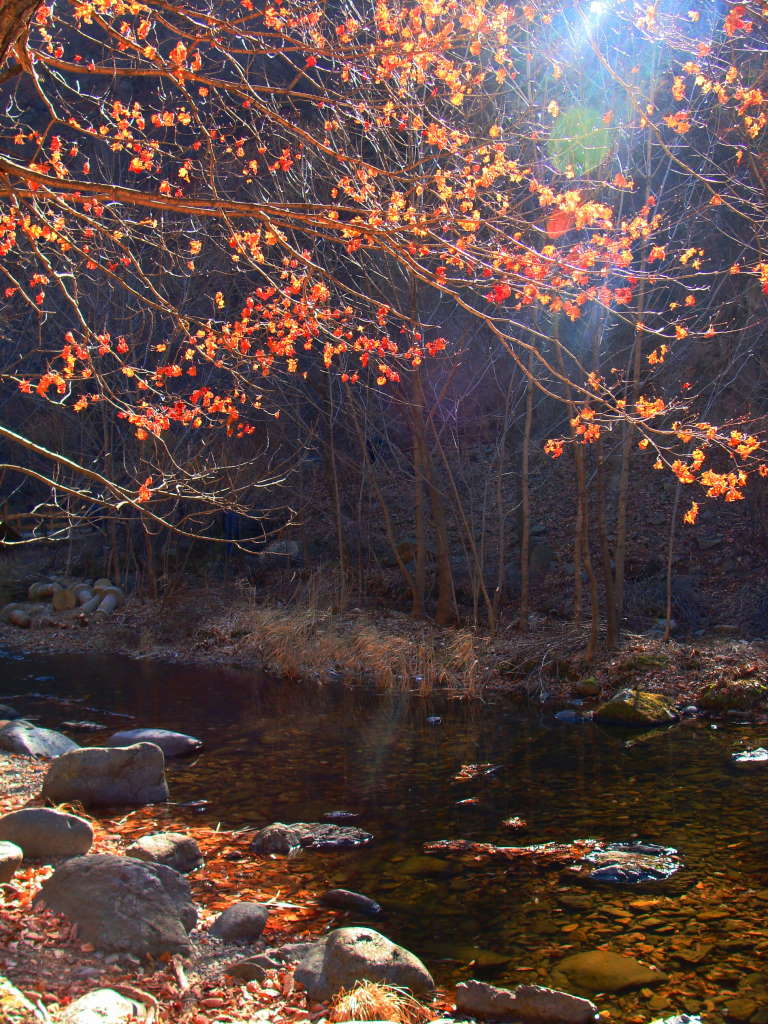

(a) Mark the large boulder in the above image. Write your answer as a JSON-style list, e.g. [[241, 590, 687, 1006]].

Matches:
[[125, 832, 202, 873], [59, 989, 151, 1023], [594, 690, 676, 727], [0, 720, 78, 758], [210, 902, 269, 943], [0, 975, 46, 1023], [0, 808, 93, 859], [105, 729, 202, 758], [250, 821, 373, 854], [0, 842, 23, 882], [35, 854, 197, 955], [41, 743, 168, 806], [553, 950, 667, 994], [295, 927, 434, 1001], [455, 980, 598, 1024]]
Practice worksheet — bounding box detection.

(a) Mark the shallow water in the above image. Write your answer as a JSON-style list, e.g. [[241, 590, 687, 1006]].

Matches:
[[2, 649, 767, 1023]]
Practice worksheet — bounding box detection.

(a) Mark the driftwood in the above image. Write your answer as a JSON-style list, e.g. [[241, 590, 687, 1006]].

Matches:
[[423, 838, 598, 865]]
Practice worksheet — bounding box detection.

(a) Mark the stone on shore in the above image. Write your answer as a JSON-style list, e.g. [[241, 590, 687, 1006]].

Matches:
[[0, 808, 93, 859], [125, 832, 202, 873], [210, 902, 270, 943], [41, 743, 168, 806], [0, 720, 79, 758], [295, 927, 434, 1001], [35, 854, 196, 955], [59, 989, 151, 1023], [0, 841, 23, 882], [0, 975, 46, 1023]]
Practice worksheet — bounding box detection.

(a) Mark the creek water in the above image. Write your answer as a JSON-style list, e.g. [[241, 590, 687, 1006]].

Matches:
[[2, 649, 767, 1023]]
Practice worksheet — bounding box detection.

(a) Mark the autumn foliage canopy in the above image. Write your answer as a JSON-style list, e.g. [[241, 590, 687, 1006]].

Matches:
[[1, 1, 768, 516]]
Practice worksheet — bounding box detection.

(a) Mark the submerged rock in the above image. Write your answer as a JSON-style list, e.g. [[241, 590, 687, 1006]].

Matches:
[[456, 980, 598, 1024], [582, 842, 681, 887], [553, 950, 667, 994], [294, 926, 434, 1001], [36, 854, 197, 955], [730, 748, 768, 770], [0, 720, 79, 758], [321, 889, 382, 916], [554, 709, 589, 724], [594, 690, 676, 726], [0, 807, 93, 858], [648, 1017, 703, 1024], [322, 810, 360, 824], [400, 854, 453, 877], [250, 821, 373, 853], [0, 704, 20, 720]]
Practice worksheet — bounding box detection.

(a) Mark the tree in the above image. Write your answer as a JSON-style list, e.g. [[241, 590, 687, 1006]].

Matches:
[[2, 1, 768, 636]]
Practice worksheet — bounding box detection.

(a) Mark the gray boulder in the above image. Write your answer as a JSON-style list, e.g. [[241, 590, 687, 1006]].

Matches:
[[0, 808, 93, 858], [125, 832, 202, 873], [105, 728, 202, 757], [0, 975, 46, 1022], [0, 720, 79, 758], [0, 841, 23, 882], [35, 854, 197, 955], [59, 989, 151, 1023], [456, 981, 597, 1023], [41, 743, 168, 806], [295, 927, 434, 1001], [210, 902, 269, 943]]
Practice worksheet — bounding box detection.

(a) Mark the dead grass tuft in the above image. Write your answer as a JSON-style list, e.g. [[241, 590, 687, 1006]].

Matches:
[[328, 981, 433, 1024], [223, 601, 480, 692]]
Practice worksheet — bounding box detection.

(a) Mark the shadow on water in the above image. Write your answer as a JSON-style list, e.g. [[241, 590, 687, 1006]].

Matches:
[[2, 647, 767, 1020]]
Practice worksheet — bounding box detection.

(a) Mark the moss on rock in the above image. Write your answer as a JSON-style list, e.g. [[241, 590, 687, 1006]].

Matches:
[[595, 689, 676, 726]]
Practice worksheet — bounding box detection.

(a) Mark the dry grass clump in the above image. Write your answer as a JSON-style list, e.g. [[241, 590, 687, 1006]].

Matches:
[[328, 981, 433, 1024], [225, 601, 480, 692]]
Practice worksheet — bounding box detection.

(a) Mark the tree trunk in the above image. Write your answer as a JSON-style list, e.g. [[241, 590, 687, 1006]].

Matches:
[[518, 353, 534, 632], [0, 1, 37, 69]]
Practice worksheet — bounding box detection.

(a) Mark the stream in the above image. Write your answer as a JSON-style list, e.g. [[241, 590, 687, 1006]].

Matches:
[[2, 648, 767, 1023]]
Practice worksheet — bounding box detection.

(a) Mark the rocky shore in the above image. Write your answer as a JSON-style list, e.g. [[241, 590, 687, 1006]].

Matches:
[[0, 724, 728, 1024]]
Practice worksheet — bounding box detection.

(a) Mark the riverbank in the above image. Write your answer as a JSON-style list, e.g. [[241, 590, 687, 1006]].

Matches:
[[0, 749, 455, 1023], [1, 583, 767, 714]]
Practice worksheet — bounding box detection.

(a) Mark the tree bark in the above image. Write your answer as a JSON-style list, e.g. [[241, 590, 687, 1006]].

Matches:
[[0, 1, 37, 69]]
